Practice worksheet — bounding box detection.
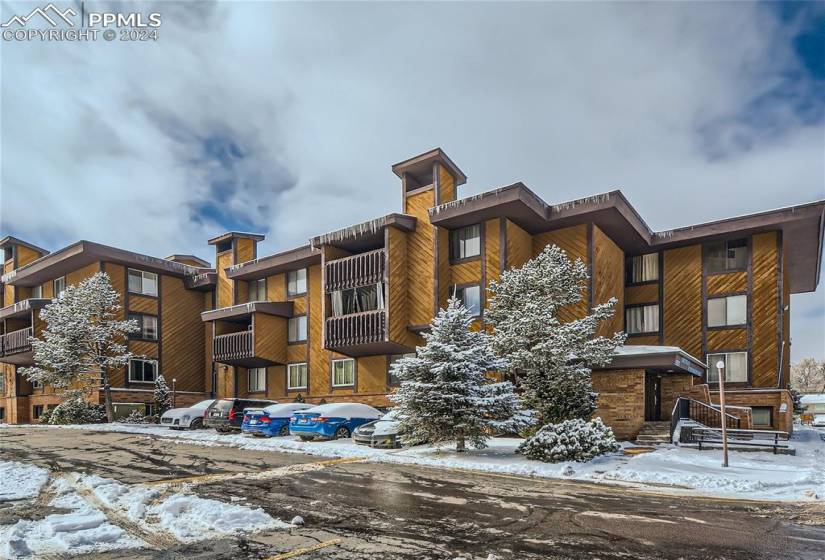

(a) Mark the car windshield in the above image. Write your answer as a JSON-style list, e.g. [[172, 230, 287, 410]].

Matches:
[[381, 409, 400, 421], [214, 400, 232, 411]]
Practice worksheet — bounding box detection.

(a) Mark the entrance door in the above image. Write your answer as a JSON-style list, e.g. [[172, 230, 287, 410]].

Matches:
[[645, 371, 662, 421]]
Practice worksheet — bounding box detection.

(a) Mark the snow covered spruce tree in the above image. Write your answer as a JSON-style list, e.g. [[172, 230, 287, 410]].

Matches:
[[390, 298, 531, 452], [486, 245, 625, 461], [154, 375, 172, 417], [20, 272, 138, 423]]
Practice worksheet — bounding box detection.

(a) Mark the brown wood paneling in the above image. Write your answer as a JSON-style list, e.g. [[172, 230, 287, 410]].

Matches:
[[105, 263, 127, 388], [782, 246, 790, 387], [625, 284, 659, 305], [387, 227, 413, 347], [253, 312, 287, 364], [533, 224, 589, 322], [706, 328, 748, 351], [437, 227, 449, 310], [357, 355, 387, 394], [663, 245, 702, 358], [308, 264, 328, 396], [751, 231, 779, 388], [236, 238, 255, 266], [287, 344, 306, 363], [3, 261, 14, 304], [506, 220, 531, 269], [67, 262, 101, 286], [707, 271, 747, 295], [161, 275, 206, 392], [216, 251, 233, 309], [625, 334, 661, 346], [16, 246, 42, 268], [128, 295, 158, 315], [405, 190, 436, 325], [236, 281, 248, 304], [130, 340, 158, 359], [438, 165, 456, 205], [449, 259, 481, 288], [267, 272, 286, 301], [484, 218, 500, 310], [593, 225, 623, 337], [267, 365, 286, 399]]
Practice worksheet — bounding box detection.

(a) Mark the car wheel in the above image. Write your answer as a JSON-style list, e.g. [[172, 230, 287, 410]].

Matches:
[[279, 425, 289, 437], [190, 418, 203, 430], [334, 426, 350, 439], [299, 436, 313, 442]]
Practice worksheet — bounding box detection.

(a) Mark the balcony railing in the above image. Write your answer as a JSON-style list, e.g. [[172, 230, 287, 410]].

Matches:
[[325, 310, 387, 348], [325, 249, 385, 292], [0, 327, 33, 356], [213, 331, 253, 363]]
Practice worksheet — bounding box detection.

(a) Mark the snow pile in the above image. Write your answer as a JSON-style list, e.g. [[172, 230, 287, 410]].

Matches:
[[518, 418, 619, 462], [302, 403, 382, 420], [0, 461, 50, 501]]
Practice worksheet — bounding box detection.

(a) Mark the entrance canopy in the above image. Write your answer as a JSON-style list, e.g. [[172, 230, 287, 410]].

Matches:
[[604, 345, 706, 376]]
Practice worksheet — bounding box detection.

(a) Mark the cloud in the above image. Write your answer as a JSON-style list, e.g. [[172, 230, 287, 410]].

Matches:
[[1, 1, 823, 357]]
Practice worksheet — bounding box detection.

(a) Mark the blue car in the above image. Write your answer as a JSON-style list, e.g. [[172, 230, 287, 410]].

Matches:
[[289, 403, 383, 441], [242, 403, 315, 437]]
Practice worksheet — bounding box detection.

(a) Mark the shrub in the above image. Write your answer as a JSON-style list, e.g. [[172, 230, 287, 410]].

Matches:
[[120, 409, 149, 424], [518, 418, 619, 463], [47, 397, 105, 425]]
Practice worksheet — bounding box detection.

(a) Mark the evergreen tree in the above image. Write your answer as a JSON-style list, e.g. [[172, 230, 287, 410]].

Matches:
[[390, 298, 531, 452], [20, 272, 138, 422], [486, 244, 626, 426], [154, 375, 172, 416]]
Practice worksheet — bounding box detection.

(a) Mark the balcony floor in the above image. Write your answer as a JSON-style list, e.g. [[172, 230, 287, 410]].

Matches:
[[325, 340, 413, 357]]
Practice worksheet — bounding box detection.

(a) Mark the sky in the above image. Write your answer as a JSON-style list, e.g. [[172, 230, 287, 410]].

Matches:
[[0, 1, 823, 360]]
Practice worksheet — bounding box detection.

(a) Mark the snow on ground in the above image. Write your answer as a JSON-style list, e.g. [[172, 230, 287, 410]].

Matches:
[[0, 461, 50, 501], [8, 423, 825, 502]]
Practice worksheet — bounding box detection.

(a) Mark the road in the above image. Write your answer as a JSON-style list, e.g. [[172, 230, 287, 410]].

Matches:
[[1, 427, 824, 559]]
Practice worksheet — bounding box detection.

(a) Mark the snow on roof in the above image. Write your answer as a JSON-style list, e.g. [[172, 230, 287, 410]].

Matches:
[[303, 403, 383, 419], [614, 345, 684, 356], [800, 394, 825, 404], [261, 403, 315, 416]]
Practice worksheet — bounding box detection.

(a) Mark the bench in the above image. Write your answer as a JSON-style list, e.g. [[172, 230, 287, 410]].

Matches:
[[692, 427, 790, 454]]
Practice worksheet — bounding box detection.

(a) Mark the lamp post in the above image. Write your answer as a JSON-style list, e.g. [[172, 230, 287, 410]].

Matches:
[[172, 378, 177, 409], [716, 360, 729, 468]]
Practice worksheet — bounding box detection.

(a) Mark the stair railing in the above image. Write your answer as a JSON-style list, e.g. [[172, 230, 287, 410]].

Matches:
[[669, 397, 740, 441]]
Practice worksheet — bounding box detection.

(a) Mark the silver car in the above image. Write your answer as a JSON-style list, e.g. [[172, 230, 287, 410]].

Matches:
[[353, 410, 402, 448]]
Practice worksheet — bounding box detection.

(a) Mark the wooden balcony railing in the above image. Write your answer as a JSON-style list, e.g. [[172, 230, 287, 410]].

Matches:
[[213, 331, 253, 363], [325, 310, 387, 348], [0, 327, 33, 356], [325, 249, 385, 292]]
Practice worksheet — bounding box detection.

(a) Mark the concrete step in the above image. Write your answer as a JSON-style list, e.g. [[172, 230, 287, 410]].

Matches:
[[635, 434, 671, 443]]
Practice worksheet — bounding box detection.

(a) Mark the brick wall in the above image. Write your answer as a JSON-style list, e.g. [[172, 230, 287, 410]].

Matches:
[[660, 374, 694, 420], [592, 368, 645, 440], [710, 389, 793, 433]]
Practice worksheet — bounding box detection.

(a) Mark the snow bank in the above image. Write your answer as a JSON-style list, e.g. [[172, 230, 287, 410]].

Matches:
[[0, 461, 49, 501]]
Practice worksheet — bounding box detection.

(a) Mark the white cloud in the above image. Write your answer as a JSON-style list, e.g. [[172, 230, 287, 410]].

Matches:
[[1, 1, 822, 358]]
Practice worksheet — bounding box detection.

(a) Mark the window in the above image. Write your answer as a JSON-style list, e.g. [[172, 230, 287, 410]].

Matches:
[[287, 269, 307, 296], [288, 315, 307, 343], [388, 354, 415, 386], [330, 283, 385, 317], [707, 239, 748, 273], [32, 379, 43, 390], [454, 285, 481, 316], [0, 374, 5, 395], [287, 363, 308, 390], [32, 285, 42, 298], [129, 358, 158, 383], [128, 269, 158, 296], [625, 304, 659, 334], [449, 224, 481, 261], [751, 406, 772, 427], [707, 295, 747, 327], [33, 405, 44, 420], [54, 276, 66, 297], [247, 279, 266, 302], [248, 367, 266, 392], [707, 352, 748, 383], [0, 408, 5, 421], [626, 253, 658, 284], [112, 402, 149, 421], [331, 358, 355, 387], [129, 314, 158, 340]]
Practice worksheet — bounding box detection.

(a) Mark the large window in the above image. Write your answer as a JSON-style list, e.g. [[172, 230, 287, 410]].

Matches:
[[54, 276, 66, 297], [128, 269, 158, 296], [129, 313, 158, 340], [248, 367, 266, 392], [287, 363, 307, 390], [287, 269, 307, 296], [626, 253, 658, 284], [751, 406, 772, 427], [625, 304, 659, 334], [331, 358, 355, 387], [129, 358, 158, 383], [707, 239, 748, 273], [454, 285, 481, 316], [707, 295, 747, 327], [388, 354, 415, 386], [330, 283, 385, 317], [449, 224, 481, 261], [247, 279, 266, 302], [288, 315, 307, 343], [707, 352, 747, 383]]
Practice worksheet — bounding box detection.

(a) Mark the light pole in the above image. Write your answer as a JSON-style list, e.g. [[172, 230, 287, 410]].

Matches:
[[172, 378, 177, 409], [716, 360, 729, 468]]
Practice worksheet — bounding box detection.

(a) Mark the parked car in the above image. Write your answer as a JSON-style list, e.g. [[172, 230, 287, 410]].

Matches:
[[353, 409, 403, 448], [812, 414, 825, 427], [242, 403, 316, 437], [289, 403, 382, 441], [160, 399, 215, 430], [205, 398, 278, 433]]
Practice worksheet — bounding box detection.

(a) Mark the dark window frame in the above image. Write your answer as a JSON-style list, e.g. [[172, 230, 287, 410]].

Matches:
[[331, 358, 356, 388], [625, 253, 660, 286], [706, 293, 748, 330], [288, 315, 307, 344], [449, 224, 482, 263], [286, 362, 308, 391], [706, 238, 749, 275], [453, 283, 482, 317], [128, 312, 159, 341], [287, 268, 307, 297], [129, 358, 158, 384], [624, 302, 661, 335]]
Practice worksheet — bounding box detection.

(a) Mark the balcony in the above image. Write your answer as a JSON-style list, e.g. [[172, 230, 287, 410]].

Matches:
[[325, 309, 413, 356], [0, 326, 34, 364], [325, 249, 386, 292], [213, 331, 254, 365]]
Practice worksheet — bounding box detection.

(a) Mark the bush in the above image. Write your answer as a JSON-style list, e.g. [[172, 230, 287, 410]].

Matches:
[[517, 418, 619, 463], [120, 409, 149, 424], [47, 397, 105, 425]]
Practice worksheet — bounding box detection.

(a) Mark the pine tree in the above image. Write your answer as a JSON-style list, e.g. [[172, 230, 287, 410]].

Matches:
[[390, 298, 531, 452], [486, 244, 626, 426], [19, 272, 138, 422], [154, 375, 172, 416]]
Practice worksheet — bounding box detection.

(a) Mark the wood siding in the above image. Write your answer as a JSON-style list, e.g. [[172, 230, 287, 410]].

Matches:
[[253, 312, 287, 365], [706, 328, 748, 351], [161, 275, 206, 392], [67, 262, 101, 286], [625, 284, 658, 305], [663, 245, 702, 358], [386, 227, 414, 348], [533, 224, 589, 322], [707, 271, 747, 295], [592, 225, 624, 337], [505, 220, 531, 269], [128, 295, 158, 315], [308, 264, 327, 396], [751, 232, 779, 388], [216, 251, 233, 309], [437, 165, 456, 205], [404, 190, 436, 325]]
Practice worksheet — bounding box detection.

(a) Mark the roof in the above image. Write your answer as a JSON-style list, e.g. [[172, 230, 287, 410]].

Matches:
[[227, 245, 321, 281], [310, 213, 417, 251], [0, 236, 49, 256], [601, 345, 707, 376], [391, 148, 467, 187], [165, 254, 211, 268], [800, 394, 825, 404], [207, 231, 266, 246], [200, 301, 294, 322], [2, 240, 201, 286]]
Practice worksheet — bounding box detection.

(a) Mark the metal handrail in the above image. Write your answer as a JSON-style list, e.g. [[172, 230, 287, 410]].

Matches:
[[669, 397, 741, 440]]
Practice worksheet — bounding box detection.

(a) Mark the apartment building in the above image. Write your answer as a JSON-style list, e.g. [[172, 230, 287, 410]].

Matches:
[[2, 148, 823, 438]]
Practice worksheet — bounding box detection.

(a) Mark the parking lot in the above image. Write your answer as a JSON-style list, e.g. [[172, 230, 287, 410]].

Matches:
[[2, 427, 825, 559]]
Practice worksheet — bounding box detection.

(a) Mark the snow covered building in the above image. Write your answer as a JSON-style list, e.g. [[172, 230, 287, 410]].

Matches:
[[1, 148, 823, 438]]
